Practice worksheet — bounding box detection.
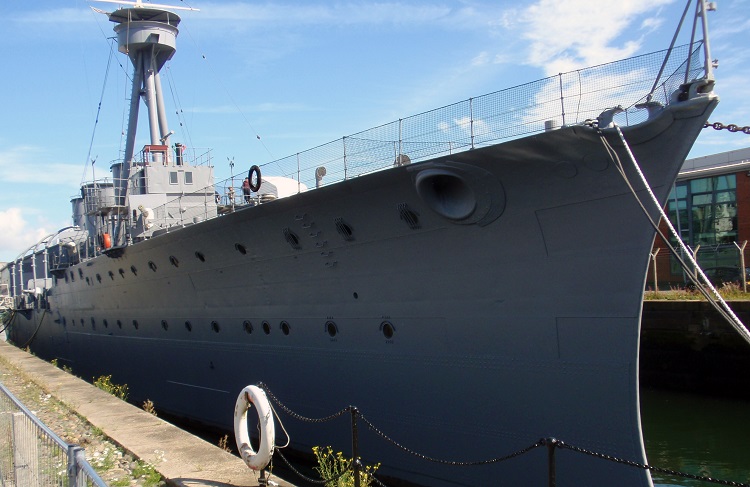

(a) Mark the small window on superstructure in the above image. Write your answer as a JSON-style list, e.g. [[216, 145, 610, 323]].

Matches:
[[169, 171, 178, 184], [184, 172, 193, 184]]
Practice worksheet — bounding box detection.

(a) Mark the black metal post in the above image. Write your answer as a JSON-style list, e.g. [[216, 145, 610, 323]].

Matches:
[[351, 406, 361, 487], [546, 437, 557, 487]]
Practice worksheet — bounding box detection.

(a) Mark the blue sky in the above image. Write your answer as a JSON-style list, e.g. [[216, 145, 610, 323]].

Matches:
[[1, 0, 749, 262]]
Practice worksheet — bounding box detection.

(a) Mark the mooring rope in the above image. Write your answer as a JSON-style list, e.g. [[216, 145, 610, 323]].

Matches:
[[601, 124, 750, 347]]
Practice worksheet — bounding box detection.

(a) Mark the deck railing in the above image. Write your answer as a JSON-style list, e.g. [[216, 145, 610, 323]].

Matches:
[[143, 43, 704, 235], [0, 382, 107, 487]]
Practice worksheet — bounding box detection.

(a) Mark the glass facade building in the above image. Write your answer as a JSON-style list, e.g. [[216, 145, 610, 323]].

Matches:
[[647, 147, 750, 289]]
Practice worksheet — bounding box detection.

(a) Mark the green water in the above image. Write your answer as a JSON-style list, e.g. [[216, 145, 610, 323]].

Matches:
[[641, 388, 750, 486]]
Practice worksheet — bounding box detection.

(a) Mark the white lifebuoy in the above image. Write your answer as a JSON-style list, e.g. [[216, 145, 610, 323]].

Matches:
[[233, 385, 275, 471]]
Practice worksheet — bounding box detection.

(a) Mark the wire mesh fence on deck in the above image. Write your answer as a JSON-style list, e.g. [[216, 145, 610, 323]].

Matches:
[[0, 382, 107, 487], [158, 42, 703, 229], [62, 42, 705, 247]]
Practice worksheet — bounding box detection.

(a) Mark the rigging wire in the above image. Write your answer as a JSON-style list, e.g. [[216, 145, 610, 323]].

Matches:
[[164, 64, 196, 155], [599, 125, 750, 347], [81, 38, 117, 186], [178, 23, 276, 163]]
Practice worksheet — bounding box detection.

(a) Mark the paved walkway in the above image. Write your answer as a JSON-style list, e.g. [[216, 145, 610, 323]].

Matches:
[[0, 340, 296, 487]]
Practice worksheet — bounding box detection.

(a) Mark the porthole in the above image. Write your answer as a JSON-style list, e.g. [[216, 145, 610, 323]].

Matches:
[[353, 292, 359, 299], [103, 319, 108, 328], [109, 271, 115, 280], [149, 261, 158, 272], [96, 274, 102, 283], [185, 321, 193, 332], [235, 243, 247, 255], [243, 321, 253, 334], [62, 317, 67, 326], [161, 320, 168, 331], [280, 321, 290, 335], [381, 321, 395, 339], [91, 317, 96, 327], [86, 277, 91, 285], [133, 319, 139, 330], [211, 321, 220, 333], [80, 318, 84, 326], [169, 255, 179, 267], [195, 251, 206, 262], [119, 268, 125, 278], [326, 321, 338, 337], [130, 265, 138, 276], [117, 320, 122, 329], [78, 268, 84, 279], [262, 321, 271, 335]]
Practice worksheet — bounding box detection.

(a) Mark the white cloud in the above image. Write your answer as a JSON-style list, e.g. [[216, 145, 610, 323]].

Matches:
[[0, 208, 52, 263], [195, 2, 476, 28], [518, 0, 675, 75], [0, 146, 82, 186]]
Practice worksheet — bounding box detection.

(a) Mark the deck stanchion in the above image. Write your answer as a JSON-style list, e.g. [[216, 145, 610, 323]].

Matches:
[[351, 406, 361, 487], [545, 437, 557, 487]]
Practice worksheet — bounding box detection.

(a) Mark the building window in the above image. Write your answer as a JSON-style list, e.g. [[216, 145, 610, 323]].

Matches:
[[667, 173, 737, 270], [668, 174, 737, 247]]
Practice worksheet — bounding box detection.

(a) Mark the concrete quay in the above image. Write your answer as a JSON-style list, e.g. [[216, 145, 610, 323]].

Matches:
[[0, 340, 296, 487]]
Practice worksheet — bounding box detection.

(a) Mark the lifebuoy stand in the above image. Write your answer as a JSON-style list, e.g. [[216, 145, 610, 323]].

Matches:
[[234, 385, 275, 471]]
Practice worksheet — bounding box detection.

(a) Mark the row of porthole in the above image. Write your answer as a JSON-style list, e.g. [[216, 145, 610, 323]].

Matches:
[[61, 316, 396, 339], [63, 216, 362, 286], [65, 245, 247, 286]]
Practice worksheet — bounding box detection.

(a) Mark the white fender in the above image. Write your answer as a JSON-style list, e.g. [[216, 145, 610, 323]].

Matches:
[[233, 385, 275, 470]]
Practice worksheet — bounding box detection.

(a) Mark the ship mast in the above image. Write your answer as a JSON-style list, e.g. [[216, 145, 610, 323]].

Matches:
[[107, 5, 181, 245]]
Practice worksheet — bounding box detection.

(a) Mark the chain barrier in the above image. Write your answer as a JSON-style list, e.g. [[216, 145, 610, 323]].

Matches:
[[358, 412, 544, 466], [258, 382, 352, 423], [273, 447, 351, 485], [258, 384, 748, 487], [704, 121, 750, 134], [556, 440, 750, 487]]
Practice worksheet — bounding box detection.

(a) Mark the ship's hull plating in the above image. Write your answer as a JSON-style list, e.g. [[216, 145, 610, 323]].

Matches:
[[8, 95, 716, 486]]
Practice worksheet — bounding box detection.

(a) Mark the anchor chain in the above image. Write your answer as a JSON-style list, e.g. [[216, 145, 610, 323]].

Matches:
[[704, 121, 750, 134]]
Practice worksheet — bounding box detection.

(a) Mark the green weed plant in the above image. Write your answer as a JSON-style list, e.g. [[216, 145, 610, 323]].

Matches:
[[93, 375, 129, 401], [313, 445, 379, 487]]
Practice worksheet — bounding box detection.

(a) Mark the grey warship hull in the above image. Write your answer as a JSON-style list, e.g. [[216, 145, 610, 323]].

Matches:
[[1, 2, 721, 486], [6, 94, 716, 487]]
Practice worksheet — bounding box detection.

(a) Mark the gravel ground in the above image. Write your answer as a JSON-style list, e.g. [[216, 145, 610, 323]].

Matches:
[[0, 353, 166, 487]]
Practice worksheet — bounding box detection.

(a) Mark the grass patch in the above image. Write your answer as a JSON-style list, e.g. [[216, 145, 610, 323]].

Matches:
[[644, 282, 750, 301], [132, 460, 162, 486]]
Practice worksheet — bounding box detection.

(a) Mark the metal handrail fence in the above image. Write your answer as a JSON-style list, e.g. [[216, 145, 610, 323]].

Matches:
[[143, 43, 703, 234], [4, 44, 705, 267], [0, 382, 107, 487]]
